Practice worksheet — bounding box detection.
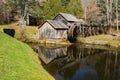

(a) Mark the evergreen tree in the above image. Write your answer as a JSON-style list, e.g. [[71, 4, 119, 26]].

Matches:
[[66, 0, 84, 18], [38, 0, 65, 21], [61, 0, 70, 7], [37, 0, 84, 21]]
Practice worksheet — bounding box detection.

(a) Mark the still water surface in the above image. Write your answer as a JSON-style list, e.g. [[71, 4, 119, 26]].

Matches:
[[31, 44, 120, 80]]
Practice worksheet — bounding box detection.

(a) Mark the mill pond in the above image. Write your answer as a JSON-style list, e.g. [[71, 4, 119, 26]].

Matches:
[[30, 44, 120, 80]]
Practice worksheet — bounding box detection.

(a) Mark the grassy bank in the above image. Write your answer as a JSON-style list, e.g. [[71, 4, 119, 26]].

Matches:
[[77, 35, 120, 48], [0, 24, 38, 43], [0, 32, 54, 80], [0, 25, 71, 44], [39, 38, 71, 45]]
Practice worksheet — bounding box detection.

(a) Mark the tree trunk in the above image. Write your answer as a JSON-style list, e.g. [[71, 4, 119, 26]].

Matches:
[[116, 0, 119, 31], [110, 0, 113, 28], [106, 0, 111, 33]]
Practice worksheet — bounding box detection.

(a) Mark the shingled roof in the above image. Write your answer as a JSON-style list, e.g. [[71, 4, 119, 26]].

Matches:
[[39, 20, 69, 30], [47, 20, 69, 29], [55, 12, 80, 22]]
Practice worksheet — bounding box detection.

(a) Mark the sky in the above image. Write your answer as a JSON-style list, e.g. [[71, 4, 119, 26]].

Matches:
[[81, 0, 91, 9]]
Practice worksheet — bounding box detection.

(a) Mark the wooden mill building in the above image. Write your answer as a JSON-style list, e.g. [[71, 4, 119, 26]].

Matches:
[[38, 12, 106, 42], [38, 12, 89, 42]]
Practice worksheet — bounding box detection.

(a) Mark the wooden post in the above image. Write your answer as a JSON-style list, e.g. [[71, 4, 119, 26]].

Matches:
[[80, 25, 81, 36]]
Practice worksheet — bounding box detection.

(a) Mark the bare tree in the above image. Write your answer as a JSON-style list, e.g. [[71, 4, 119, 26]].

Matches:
[[116, 0, 119, 31]]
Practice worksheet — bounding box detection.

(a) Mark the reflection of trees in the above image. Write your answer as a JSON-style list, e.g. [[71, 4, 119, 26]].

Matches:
[[104, 51, 120, 80], [36, 44, 120, 80], [104, 51, 111, 80], [114, 51, 118, 80]]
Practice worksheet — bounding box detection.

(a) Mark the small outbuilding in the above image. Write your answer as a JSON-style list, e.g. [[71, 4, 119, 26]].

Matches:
[[38, 20, 68, 40]]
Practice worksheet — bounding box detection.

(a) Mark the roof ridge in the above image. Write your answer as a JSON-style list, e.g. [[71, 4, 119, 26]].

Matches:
[[58, 12, 79, 22], [46, 20, 68, 30]]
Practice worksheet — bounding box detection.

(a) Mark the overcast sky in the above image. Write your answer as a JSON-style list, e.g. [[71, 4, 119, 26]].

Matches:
[[81, 0, 91, 9]]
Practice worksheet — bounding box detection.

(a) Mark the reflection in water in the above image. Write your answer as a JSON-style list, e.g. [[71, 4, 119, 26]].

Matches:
[[33, 44, 120, 80], [38, 46, 67, 64]]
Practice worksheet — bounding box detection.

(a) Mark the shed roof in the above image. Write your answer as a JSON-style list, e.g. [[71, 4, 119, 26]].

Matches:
[[47, 20, 68, 30], [39, 20, 69, 30], [55, 12, 80, 22], [77, 19, 89, 25]]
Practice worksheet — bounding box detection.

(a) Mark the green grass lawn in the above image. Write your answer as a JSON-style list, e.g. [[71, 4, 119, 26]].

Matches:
[[0, 32, 54, 80]]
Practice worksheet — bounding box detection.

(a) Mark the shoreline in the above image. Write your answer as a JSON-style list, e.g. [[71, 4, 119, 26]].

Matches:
[[1, 25, 120, 49], [77, 35, 120, 49], [21, 35, 120, 49]]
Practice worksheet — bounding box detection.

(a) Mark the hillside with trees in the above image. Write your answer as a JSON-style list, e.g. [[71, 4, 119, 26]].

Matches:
[[0, 0, 84, 25]]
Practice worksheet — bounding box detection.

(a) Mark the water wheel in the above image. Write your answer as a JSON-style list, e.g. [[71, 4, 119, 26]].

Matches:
[[68, 23, 80, 42]]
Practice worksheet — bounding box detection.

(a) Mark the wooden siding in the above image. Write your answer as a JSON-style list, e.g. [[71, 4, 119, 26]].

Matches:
[[39, 22, 68, 39]]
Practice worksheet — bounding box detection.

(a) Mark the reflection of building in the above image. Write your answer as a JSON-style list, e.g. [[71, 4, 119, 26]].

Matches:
[[38, 46, 67, 64], [38, 45, 105, 67]]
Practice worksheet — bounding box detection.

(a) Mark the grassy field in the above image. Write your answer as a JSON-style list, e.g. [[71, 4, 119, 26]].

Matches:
[[77, 35, 120, 48], [0, 25, 71, 44], [0, 32, 54, 80], [0, 24, 38, 43]]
